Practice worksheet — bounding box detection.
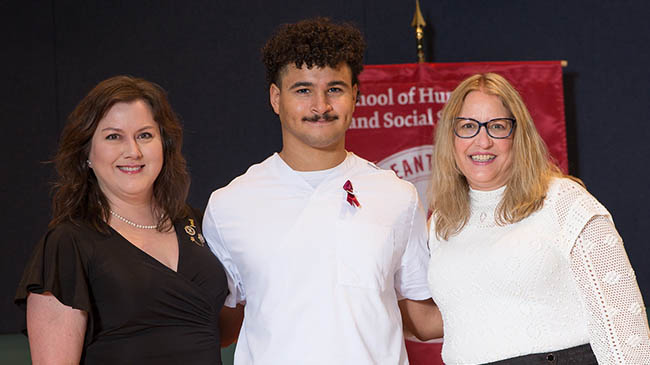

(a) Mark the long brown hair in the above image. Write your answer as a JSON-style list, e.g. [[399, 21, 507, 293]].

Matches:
[[50, 75, 190, 232], [430, 73, 575, 240]]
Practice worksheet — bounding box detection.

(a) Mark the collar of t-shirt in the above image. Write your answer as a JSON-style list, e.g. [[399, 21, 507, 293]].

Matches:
[[294, 160, 348, 189]]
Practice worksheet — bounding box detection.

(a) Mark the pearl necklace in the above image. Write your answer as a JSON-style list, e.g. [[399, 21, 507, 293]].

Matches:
[[110, 210, 157, 229]]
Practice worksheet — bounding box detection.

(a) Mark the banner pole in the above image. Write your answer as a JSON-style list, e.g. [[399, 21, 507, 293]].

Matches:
[[411, 0, 426, 63]]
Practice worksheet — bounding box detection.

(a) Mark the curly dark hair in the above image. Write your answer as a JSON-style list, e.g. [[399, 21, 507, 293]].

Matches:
[[50, 75, 190, 233], [262, 17, 366, 87]]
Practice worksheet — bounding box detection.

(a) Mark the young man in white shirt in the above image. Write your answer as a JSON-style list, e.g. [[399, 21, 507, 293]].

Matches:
[[204, 17, 442, 364]]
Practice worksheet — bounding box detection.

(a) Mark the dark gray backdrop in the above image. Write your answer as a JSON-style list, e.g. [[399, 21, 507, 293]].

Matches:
[[2, 1, 649, 333]]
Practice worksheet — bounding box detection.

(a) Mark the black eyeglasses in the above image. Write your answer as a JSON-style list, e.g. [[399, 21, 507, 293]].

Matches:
[[453, 117, 516, 139]]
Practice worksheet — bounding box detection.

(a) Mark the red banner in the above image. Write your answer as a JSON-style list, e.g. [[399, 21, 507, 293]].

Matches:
[[346, 62, 567, 365], [347, 61, 567, 208]]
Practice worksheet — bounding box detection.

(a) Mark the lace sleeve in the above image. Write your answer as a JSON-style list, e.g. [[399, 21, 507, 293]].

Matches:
[[570, 215, 650, 364]]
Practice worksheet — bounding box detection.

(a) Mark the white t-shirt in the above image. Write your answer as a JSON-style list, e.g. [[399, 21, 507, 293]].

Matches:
[[204, 152, 431, 365], [428, 177, 650, 364]]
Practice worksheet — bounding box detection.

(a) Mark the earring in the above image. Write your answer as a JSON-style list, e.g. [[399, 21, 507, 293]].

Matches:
[[87, 159, 92, 167]]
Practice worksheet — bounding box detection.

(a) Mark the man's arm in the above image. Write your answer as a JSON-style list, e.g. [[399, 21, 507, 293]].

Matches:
[[395, 187, 442, 341], [398, 298, 443, 341], [204, 193, 247, 348], [219, 304, 244, 347]]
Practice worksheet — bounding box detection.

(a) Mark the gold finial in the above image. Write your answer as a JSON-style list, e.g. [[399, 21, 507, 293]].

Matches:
[[411, 0, 427, 63]]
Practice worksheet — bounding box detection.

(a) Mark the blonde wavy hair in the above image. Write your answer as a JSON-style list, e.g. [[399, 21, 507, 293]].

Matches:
[[429, 73, 574, 240]]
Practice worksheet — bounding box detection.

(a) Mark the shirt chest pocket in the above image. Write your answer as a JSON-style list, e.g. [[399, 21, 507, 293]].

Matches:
[[335, 221, 395, 291]]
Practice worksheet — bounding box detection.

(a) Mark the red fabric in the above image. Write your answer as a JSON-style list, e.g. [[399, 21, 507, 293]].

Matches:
[[405, 340, 444, 365], [347, 61, 568, 173]]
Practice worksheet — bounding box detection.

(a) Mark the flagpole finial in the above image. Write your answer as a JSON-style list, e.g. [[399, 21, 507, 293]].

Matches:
[[411, 0, 427, 63]]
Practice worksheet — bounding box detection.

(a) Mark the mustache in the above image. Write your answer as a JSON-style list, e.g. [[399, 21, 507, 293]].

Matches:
[[302, 113, 338, 122]]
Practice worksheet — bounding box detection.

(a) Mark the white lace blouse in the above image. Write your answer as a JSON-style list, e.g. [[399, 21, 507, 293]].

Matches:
[[427, 178, 650, 364]]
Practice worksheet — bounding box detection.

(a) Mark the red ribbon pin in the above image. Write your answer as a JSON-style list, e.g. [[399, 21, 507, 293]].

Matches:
[[343, 180, 361, 208]]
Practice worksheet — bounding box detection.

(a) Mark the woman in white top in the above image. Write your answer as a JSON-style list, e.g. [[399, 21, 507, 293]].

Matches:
[[427, 72, 650, 364]]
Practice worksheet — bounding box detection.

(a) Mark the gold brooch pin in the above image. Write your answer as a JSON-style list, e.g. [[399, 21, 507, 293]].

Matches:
[[185, 218, 204, 246]]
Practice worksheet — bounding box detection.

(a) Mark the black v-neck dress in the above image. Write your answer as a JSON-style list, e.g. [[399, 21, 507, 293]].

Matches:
[[15, 211, 228, 364]]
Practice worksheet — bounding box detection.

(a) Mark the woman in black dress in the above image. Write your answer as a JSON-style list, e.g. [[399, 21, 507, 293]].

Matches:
[[16, 76, 231, 364]]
